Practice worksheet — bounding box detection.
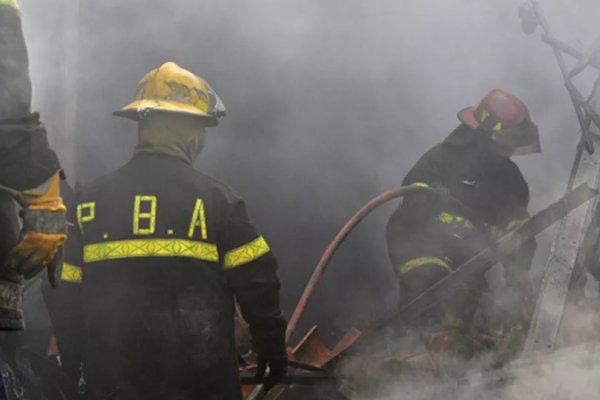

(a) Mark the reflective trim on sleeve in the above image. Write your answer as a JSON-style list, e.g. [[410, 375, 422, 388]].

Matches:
[[396, 257, 452, 277], [504, 218, 528, 233], [84, 239, 219, 263], [437, 212, 474, 229], [0, 0, 19, 11], [223, 236, 270, 270], [61, 263, 82, 283], [490, 218, 529, 238]]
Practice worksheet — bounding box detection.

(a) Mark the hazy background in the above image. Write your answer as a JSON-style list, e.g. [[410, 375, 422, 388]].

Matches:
[[17, 0, 600, 346]]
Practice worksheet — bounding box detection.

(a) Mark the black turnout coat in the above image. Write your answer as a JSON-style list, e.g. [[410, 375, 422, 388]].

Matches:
[[47, 152, 286, 400], [386, 124, 536, 328]]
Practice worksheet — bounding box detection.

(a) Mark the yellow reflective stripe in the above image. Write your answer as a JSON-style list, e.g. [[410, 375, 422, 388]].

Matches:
[[0, 0, 19, 11], [504, 218, 528, 232], [492, 122, 502, 132], [84, 239, 219, 263], [490, 218, 529, 238], [61, 263, 82, 283], [480, 109, 490, 123], [410, 182, 429, 188], [223, 236, 270, 270], [437, 212, 474, 229], [396, 257, 452, 277]]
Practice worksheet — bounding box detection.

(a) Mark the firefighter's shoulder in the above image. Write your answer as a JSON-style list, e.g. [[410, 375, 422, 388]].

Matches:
[[189, 169, 245, 206], [75, 167, 123, 200]]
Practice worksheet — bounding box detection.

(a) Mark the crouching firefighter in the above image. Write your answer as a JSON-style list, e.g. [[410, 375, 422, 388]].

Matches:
[[49, 62, 287, 399], [386, 89, 540, 364]]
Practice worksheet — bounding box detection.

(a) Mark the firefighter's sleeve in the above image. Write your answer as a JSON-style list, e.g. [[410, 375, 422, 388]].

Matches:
[[386, 150, 446, 268], [220, 198, 287, 359], [42, 182, 83, 382], [0, 0, 66, 274], [0, 1, 61, 191], [0, 1, 31, 121]]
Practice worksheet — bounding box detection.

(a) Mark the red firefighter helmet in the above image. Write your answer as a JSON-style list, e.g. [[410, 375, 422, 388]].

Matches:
[[458, 89, 540, 155]]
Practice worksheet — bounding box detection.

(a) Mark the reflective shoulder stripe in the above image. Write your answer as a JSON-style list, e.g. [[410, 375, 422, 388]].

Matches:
[[0, 0, 19, 11], [83, 239, 219, 263], [61, 263, 82, 283], [223, 236, 270, 270], [396, 257, 452, 277]]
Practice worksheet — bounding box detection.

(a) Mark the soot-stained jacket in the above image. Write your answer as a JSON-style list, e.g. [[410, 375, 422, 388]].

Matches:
[[386, 124, 536, 325], [50, 152, 286, 400], [42, 181, 81, 380], [0, 4, 60, 193]]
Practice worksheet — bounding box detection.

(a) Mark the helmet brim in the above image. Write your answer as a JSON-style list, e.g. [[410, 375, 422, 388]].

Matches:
[[113, 99, 219, 127], [457, 106, 480, 129]]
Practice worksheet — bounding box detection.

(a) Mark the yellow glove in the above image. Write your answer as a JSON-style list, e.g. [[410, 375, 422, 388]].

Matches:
[[7, 172, 66, 285]]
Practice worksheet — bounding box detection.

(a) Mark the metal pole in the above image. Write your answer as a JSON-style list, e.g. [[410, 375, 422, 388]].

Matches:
[[531, 0, 594, 157]]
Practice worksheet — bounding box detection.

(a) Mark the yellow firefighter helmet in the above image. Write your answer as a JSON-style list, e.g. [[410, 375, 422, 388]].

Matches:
[[114, 61, 226, 127]]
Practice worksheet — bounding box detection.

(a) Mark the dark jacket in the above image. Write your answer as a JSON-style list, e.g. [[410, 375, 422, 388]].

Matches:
[[0, 5, 60, 192], [386, 124, 535, 326], [42, 182, 82, 381], [49, 153, 286, 399]]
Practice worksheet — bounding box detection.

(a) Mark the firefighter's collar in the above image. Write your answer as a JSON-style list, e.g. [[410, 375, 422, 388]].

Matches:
[[443, 124, 480, 146]]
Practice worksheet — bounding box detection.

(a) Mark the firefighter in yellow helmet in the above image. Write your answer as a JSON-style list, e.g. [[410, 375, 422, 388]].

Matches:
[[47, 62, 287, 399], [0, 0, 66, 330]]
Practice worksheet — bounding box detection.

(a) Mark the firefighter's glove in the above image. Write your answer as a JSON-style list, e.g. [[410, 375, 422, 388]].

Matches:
[[6, 173, 67, 286], [256, 354, 287, 390], [8, 206, 67, 285]]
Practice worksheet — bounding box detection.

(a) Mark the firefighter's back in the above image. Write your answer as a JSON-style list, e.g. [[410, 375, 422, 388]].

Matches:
[[78, 152, 241, 398]]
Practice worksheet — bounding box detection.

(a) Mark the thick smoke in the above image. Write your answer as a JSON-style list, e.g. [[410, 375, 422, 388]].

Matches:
[[17, 0, 600, 391], [352, 343, 600, 399]]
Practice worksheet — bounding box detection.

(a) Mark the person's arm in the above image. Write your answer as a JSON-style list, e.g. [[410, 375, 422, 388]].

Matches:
[[0, 0, 66, 330], [218, 195, 287, 381], [386, 148, 446, 266], [0, 0, 66, 279], [0, 0, 30, 120]]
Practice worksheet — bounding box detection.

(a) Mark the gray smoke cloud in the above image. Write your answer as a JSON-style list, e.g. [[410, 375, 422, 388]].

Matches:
[[16, 0, 600, 390]]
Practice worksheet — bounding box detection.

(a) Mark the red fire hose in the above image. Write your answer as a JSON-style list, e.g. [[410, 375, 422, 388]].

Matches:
[[285, 185, 435, 344]]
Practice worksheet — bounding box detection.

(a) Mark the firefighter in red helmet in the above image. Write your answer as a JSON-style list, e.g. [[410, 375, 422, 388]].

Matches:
[[386, 89, 539, 355]]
